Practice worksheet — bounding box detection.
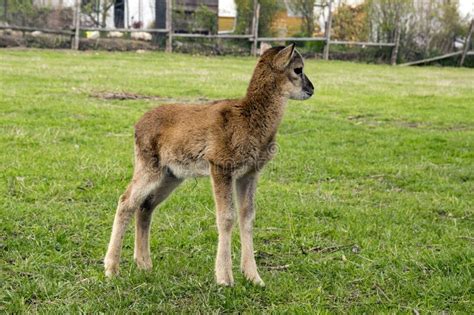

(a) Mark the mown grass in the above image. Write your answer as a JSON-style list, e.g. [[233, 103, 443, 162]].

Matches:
[[0, 49, 473, 313]]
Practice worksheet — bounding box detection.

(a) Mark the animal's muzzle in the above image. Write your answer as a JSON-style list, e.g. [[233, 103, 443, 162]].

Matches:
[[303, 74, 314, 96]]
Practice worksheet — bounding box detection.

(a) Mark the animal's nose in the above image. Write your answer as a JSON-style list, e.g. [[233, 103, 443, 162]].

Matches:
[[304, 75, 314, 95]]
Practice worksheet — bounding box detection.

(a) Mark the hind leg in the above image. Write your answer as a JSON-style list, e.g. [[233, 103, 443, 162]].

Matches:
[[104, 172, 161, 278], [134, 172, 182, 270]]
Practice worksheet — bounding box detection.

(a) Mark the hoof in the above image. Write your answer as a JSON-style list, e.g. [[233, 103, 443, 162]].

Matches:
[[135, 258, 153, 271], [244, 273, 265, 287], [104, 264, 119, 278], [216, 270, 234, 287], [216, 278, 235, 287], [104, 257, 119, 278]]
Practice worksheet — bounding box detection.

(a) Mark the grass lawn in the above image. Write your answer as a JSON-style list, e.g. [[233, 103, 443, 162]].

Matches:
[[0, 49, 473, 313]]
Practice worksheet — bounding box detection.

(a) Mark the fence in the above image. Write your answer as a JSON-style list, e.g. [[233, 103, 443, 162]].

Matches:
[[0, 0, 472, 66]]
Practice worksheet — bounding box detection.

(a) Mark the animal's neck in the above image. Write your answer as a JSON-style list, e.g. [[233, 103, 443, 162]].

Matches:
[[240, 78, 287, 142]]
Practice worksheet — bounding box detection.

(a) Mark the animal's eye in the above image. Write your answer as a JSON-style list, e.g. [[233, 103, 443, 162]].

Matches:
[[294, 67, 303, 75]]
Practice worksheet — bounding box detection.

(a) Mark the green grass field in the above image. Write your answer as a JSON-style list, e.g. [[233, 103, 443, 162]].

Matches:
[[1, 49, 473, 313]]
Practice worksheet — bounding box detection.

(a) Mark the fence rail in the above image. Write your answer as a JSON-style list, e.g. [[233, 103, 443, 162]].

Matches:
[[79, 28, 169, 33], [0, 25, 74, 36], [172, 33, 252, 39], [256, 37, 326, 42], [399, 51, 470, 66], [329, 40, 395, 47]]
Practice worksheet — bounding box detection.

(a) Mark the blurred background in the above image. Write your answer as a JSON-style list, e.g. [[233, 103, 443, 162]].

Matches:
[[0, 0, 473, 66]]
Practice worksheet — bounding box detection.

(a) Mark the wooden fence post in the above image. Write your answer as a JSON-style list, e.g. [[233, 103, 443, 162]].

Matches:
[[254, 4, 260, 56], [3, 0, 7, 21], [391, 21, 401, 65], [72, 0, 81, 50], [251, 0, 260, 57], [323, 0, 333, 60], [166, 0, 173, 53], [459, 19, 474, 67], [125, 0, 130, 29]]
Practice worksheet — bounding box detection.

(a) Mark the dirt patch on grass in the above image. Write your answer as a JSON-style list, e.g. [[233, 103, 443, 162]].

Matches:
[[347, 115, 472, 131], [90, 91, 211, 103], [91, 91, 166, 101]]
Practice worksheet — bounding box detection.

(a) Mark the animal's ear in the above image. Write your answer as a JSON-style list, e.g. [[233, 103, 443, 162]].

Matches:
[[274, 43, 295, 70]]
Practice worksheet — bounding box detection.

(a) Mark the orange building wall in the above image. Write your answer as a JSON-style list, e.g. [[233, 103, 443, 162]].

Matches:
[[272, 11, 303, 36], [218, 17, 235, 32], [218, 11, 303, 36]]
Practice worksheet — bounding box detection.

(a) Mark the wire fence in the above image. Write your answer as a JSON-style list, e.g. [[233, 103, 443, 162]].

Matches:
[[0, 0, 472, 66]]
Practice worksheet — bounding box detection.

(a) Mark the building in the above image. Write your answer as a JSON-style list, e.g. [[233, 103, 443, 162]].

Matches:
[[33, 0, 228, 32], [218, 0, 236, 33], [217, 0, 306, 36], [96, 0, 220, 31], [274, 0, 305, 37]]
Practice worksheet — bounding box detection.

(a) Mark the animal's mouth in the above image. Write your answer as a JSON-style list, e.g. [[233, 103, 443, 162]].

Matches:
[[304, 89, 315, 98], [296, 92, 312, 101], [303, 86, 314, 98]]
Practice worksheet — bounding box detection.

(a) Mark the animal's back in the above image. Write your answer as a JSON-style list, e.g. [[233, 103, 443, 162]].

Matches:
[[134, 99, 241, 177]]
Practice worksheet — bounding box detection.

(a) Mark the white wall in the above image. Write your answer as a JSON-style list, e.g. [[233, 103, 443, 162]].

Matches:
[[128, 0, 156, 28], [33, 0, 75, 7], [219, 0, 236, 17], [102, 0, 156, 29]]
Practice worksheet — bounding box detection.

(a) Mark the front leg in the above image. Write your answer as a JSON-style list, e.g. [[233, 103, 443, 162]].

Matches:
[[236, 171, 264, 286], [210, 166, 235, 286]]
